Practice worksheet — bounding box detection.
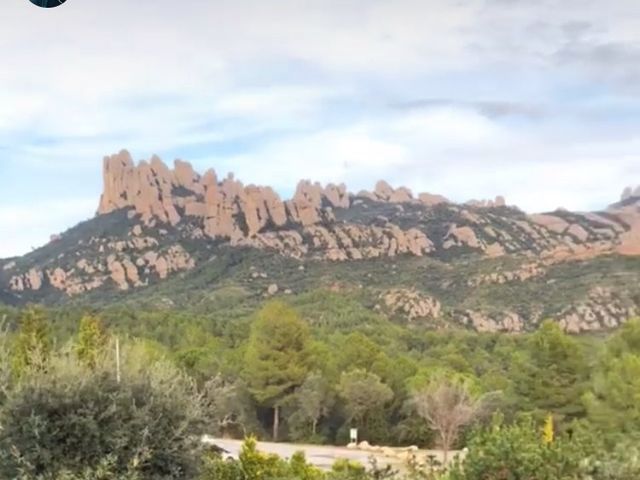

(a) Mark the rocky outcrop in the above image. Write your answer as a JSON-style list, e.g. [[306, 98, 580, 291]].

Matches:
[[373, 181, 414, 203], [8, 239, 195, 296], [610, 205, 640, 255], [528, 214, 570, 233], [10, 268, 43, 292], [621, 186, 640, 200], [458, 310, 525, 333], [98, 152, 352, 239], [418, 192, 449, 206], [468, 262, 546, 287], [558, 287, 636, 333], [85, 151, 640, 297], [94, 153, 445, 262], [359, 181, 448, 205], [465, 196, 506, 208], [380, 289, 441, 321], [443, 225, 482, 250], [8, 149, 640, 314], [238, 224, 434, 261], [98, 151, 181, 225]]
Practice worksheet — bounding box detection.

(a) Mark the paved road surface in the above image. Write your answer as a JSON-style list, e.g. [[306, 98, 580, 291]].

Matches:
[[204, 437, 455, 470]]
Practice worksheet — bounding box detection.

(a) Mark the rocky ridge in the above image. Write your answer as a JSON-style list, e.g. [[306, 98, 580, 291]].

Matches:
[[4, 150, 640, 334], [94, 150, 640, 263]]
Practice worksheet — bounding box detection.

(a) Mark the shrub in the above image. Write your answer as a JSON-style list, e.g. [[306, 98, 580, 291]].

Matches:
[[0, 350, 207, 479], [447, 416, 583, 480], [200, 437, 325, 480], [581, 438, 640, 480]]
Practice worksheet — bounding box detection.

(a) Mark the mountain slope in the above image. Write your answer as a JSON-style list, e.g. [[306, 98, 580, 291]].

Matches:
[[3, 149, 640, 333]]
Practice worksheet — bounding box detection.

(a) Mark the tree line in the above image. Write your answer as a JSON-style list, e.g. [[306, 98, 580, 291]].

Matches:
[[1, 298, 640, 478]]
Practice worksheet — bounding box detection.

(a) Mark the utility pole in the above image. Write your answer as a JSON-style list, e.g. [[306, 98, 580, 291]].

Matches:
[[115, 337, 121, 384]]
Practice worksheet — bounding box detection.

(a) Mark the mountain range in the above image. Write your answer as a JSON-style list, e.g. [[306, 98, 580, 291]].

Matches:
[[3, 149, 640, 334]]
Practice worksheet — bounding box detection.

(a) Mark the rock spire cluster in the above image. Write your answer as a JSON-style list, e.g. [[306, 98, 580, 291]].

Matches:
[[97, 150, 455, 241], [98, 150, 356, 240]]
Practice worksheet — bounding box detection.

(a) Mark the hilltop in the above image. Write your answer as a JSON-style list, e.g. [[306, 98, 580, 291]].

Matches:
[[3, 149, 640, 333]]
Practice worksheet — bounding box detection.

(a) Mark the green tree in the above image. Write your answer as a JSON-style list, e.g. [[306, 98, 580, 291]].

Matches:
[[0, 320, 13, 405], [512, 320, 588, 421], [335, 333, 382, 373], [338, 369, 393, 431], [584, 320, 640, 444], [582, 440, 640, 480], [585, 352, 640, 442], [602, 318, 640, 357], [11, 306, 50, 376], [75, 314, 109, 369], [293, 372, 335, 438], [244, 301, 311, 441]]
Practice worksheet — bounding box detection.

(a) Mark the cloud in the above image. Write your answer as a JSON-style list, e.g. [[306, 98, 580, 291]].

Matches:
[[2, 0, 640, 256], [197, 104, 640, 215], [0, 199, 96, 258], [391, 98, 546, 120]]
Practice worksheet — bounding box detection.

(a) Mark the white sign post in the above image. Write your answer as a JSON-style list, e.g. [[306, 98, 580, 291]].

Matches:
[[350, 428, 358, 444]]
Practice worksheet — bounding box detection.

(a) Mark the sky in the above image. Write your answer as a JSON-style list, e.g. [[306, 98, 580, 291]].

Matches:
[[2, 0, 640, 257]]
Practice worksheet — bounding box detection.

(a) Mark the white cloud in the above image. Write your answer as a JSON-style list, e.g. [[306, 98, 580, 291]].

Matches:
[[199, 105, 640, 214], [2, 0, 640, 257], [203, 125, 408, 189], [0, 199, 96, 258]]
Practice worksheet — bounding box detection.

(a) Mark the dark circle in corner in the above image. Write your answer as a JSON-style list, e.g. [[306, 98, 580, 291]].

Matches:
[[29, 0, 68, 8]]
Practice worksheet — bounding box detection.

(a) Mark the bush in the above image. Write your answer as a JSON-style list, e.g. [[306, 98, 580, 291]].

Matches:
[[447, 416, 584, 480], [0, 350, 208, 479], [200, 437, 325, 480], [581, 438, 640, 480], [29, 457, 140, 480]]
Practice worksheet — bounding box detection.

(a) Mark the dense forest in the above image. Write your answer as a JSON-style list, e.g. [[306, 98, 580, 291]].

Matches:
[[1, 289, 640, 479]]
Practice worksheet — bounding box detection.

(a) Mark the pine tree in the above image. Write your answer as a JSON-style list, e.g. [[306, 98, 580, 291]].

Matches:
[[75, 314, 109, 369], [11, 306, 50, 376], [513, 320, 588, 421], [244, 301, 310, 441]]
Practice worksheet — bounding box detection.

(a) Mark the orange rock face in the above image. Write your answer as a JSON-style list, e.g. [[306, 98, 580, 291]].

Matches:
[[418, 192, 449, 206], [97, 154, 356, 240], [93, 150, 640, 269], [465, 196, 507, 208]]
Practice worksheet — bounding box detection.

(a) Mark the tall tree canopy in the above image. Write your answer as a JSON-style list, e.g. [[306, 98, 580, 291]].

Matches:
[[585, 320, 640, 444], [338, 369, 393, 429], [244, 301, 311, 440], [512, 321, 588, 421], [75, 314, 109, 369], [11, 306, 50, 376]]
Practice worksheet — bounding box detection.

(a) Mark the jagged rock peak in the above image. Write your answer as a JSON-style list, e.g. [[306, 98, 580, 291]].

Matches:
[[96, 151, 360, 236], [99, 152, 460, 224], [465, 196, 506, 208], [357, 180, 449, 206], [621, 186, 640, 201], [418, 192, 449, 206], [98, 150, 183, 225]]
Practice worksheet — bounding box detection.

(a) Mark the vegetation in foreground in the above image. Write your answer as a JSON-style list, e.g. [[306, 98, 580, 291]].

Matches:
[[1, 297, 640, 478]]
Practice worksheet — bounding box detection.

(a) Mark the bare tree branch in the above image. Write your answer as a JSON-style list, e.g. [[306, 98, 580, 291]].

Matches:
[[412, 380, 498, 463]]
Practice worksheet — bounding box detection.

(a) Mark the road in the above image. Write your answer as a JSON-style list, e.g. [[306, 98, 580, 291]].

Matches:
[[203, 437, 457, 471]]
